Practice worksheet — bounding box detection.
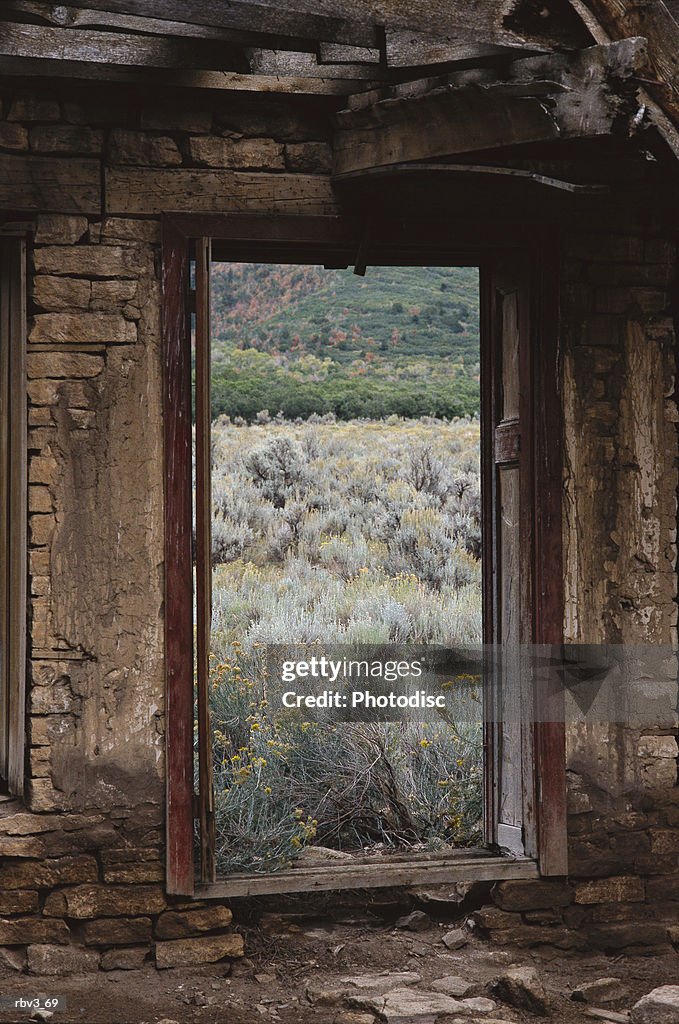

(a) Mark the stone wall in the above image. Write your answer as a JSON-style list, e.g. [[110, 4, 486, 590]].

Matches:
[[476, 230, 679, 952], [0, 80, 335, 973], [0, 79, 678, 969]]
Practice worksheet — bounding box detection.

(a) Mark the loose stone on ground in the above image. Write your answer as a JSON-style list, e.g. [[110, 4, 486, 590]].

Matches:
[[631, 986, 679, 1023], [492, 966, 550, 1016]]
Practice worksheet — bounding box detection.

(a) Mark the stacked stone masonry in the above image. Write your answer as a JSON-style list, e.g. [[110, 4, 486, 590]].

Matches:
[[0, 80, 677, 969], [0, 80, 337, 971]]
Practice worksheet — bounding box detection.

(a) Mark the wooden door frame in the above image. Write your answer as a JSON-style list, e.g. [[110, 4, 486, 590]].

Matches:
[[481, 246, 567, 876], [161, 212, 566, 895], [0, 235, 27, 798]]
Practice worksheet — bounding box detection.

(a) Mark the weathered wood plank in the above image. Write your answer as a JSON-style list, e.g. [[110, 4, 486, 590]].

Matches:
[[0, 22, 247, 71], [318, 41, 381, 64], [385, 28, 542, 68], [6, 239, 26, 799], [572, 0, 679, 130], [106, 169, 339, 216], [0, 155, 100, 214], [194, 237, 216, 886], [0, 55, 377, 95], [40, 0, 381, 47], [162, 217, 194, 897], [2, 0, 327, 53], [247, 48, 386, 80], [197, 855, 539, 897], [246, 0, 583, 45], [334, 40, 647, 174], [0, 245, 9, 784], [495, 419, 521, 464], [569, 1, 679, 160]]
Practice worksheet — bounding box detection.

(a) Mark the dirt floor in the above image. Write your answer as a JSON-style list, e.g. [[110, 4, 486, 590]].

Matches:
[[0, 908, 677, 1024]]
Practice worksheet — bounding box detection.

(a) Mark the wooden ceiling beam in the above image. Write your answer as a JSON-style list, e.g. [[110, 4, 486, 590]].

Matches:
[[0, 54, 379, 95], [1, 0, 327, 53], [246, 49, 387, 80], [384, 28, 545, 68], [318, 42, 382, 65], [35, 0, 381, 47], [565, 0, 679, 130], [334, 39, 648, 175], [0, 21, 249, 71]]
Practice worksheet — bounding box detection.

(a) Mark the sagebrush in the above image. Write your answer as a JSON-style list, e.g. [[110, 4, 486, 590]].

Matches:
[[206, 416, 483, 874]]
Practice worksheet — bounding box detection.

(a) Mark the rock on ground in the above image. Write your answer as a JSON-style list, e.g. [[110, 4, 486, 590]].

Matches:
[[306, 971, 421, 1005], [430, 975, 476, 997], [395, 911, 432, 932], [492, 966, 550, 1016], [572, 977, 628, 1004], [632, 986, 679, 1024], [360, 986, 468, 1022], [442, 928, 468, 950]]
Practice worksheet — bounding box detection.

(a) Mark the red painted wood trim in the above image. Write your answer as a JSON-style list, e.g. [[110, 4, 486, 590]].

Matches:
[[162, 217, 195, 896], [160, 212, 567, 884]]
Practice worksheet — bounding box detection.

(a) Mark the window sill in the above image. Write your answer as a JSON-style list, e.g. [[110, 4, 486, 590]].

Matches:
[[194, 849, 538, 898]]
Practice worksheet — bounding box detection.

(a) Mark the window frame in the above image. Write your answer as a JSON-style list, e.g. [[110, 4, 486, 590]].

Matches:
[[161, 213, 566, 896], [0, 235, 27, 797]]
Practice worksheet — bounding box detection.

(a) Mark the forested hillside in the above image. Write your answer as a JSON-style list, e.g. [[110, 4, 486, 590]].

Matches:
[[210, 263, 480, 421]]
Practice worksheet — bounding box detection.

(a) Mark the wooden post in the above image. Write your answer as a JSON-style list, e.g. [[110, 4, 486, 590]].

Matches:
[[7, 239, 26, 797], [163, 219, 195, 895], [195, 237, 216, 884]]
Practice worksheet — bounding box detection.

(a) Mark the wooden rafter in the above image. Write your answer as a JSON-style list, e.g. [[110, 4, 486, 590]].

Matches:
[[384, 28, 545, 67], [334, 39, 648, 175], [565, 0, 679, 131], [0, 22, 249, 71], [20, 0, 381, 47], [2, 0, 328, 52], [0, 54, 379, 95], [246, 48, 387, 80]]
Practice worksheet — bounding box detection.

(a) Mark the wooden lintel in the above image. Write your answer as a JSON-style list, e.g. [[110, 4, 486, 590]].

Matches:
[[105, 168, 339, 216], [334, 39, 648, 175], [37, 0, 381, 48]]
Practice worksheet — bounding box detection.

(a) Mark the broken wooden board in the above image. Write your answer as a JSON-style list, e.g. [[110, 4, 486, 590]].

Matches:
[[334, 39, 648, 175], [571, 0, 679, 132], [583, 1009, 630, 1024]]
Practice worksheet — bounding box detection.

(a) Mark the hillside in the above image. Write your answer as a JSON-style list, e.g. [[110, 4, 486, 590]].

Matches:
[[210, 263, 480, 421]]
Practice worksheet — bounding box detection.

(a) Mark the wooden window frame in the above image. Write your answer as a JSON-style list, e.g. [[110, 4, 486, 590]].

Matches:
[[0, 236, 27, 797], [162, 213, 566, 896]]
